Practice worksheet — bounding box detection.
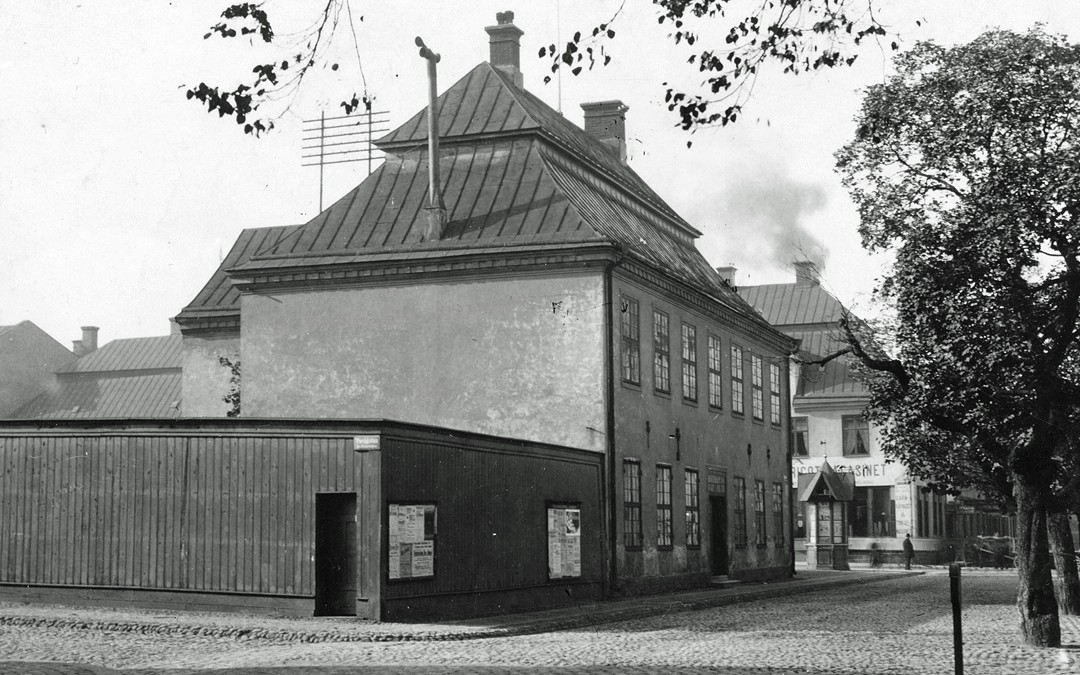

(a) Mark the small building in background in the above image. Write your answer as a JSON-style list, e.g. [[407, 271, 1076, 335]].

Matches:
[[0, 321, 75, 417], [14, 333, 182, 419], [739, 261, 952, 565]]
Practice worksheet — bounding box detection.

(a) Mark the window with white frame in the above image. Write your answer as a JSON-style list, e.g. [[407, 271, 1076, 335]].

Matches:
[[653, 310, 670, 394], [657, 465, 673, 548], [620, 296, 640, 385], [685, 469, 700, 547], [754, 479, 767, 547], [707, 335, 723, 408], [623, 460, 642, 548], [769, 362, 781, 425], [730, 345, 745, 414], [751, 354, 764, 420], [681, 323, 697, 402], [843, 414, 870, 455]]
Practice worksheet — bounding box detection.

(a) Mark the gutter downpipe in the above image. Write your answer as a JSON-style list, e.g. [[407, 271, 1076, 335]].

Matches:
[[604, 246, 628, 597]]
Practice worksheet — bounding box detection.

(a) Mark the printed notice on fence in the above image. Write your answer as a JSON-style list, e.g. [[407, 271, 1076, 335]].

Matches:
[[388, 504, 436, 579], [547, 506, 581, 579]]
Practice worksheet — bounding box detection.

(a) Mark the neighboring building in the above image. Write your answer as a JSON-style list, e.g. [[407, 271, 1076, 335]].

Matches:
[[14, 332, 182, 419], [739, 261, 950, 564], [178, 225, 299, 417], [0, 321, 75, 417], [174, 11, 797, 606]]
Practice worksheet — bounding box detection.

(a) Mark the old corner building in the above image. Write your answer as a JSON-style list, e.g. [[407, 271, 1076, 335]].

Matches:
[[0, 13, 796, 620]]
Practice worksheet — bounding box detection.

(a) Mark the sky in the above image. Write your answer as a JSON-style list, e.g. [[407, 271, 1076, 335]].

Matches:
[[2, 1, 1079, 346]]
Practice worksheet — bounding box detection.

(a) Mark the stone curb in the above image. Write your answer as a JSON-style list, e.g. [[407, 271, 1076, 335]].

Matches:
[[0, 571, 917, 644]]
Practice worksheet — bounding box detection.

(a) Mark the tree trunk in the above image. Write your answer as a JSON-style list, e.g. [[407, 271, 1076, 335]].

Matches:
[[1049, 510, 1080, 615], [1014, 474, 1061, 646]]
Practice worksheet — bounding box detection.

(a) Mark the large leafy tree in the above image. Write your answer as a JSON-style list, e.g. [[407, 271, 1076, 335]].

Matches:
[[188, 0, 896, 135], [836, 28, 1080, 647]]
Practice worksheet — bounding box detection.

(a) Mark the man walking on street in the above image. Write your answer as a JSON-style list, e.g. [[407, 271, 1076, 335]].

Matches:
[[903, 533, 915, 570]]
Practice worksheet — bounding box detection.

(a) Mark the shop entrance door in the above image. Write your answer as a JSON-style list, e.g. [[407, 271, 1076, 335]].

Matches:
[[315, 492, 357, 616], [710, 496, 728, 575]]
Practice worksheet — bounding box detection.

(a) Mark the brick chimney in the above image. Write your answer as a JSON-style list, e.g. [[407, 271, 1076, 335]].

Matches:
[[716, 266, 737, 285], [486, 11, 524, 88], [73, 326, 99, 357], [794, 261, 820, 286], [581, 100, 629, 162]]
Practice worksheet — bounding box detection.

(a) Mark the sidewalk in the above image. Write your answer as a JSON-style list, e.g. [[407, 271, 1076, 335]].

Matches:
[[0, 567, 918, 644]]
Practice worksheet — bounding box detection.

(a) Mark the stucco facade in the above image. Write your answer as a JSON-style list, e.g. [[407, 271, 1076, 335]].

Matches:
[[241, 273, 607, 452], [180, 333, 240, 417], [611, 271, 791, 592]]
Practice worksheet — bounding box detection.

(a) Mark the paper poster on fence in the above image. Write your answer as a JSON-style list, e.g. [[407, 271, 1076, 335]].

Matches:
[[388, 504, 436, 579], [548, 506, 582, 579]]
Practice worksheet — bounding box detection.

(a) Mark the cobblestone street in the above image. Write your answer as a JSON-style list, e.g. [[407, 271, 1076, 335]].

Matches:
[[2, 571, 1079, 674]]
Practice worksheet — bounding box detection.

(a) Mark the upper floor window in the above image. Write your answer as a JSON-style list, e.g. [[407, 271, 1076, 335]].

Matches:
[[843, 415, 870, 455], [656, 465, 673, 549], [622, 460, 642, 549], [620, 296, 640, 385], [792, 417, 809, 456], [730, 344, 745, 415], [751, 354, 764, 420], [681, 323, 697, 402], [769, 363, 781, 425], [707, 335, 723, 408], [653, 310, 670, 394]]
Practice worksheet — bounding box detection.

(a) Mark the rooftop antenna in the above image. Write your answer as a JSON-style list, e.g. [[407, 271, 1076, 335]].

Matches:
[[301, 104, 390, 212], [416, 36, 446, 241]]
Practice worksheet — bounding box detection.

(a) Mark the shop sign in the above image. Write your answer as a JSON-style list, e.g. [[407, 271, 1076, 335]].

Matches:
[[792, 459, 896, 485], [388, 504, 436, 579]]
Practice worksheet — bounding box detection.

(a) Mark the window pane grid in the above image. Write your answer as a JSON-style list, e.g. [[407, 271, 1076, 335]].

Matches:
[[773, 483, 784, 548], [707, 335, 723, 408], [751, 354, 764, 420], [620, 296, 640, 384], [623, 460, 642, 548], [685, 470, 700, 547], [681, 323, 697, 401], [793, 417, 809, 456], [731, 345, 744, 414], [653, 310, 670, 393], [733, 477, 747, 547], [656, 465, 673, 548], [755, 480, 767, 547], [843, 415, 870, 455], [769, 363, 781, 425]]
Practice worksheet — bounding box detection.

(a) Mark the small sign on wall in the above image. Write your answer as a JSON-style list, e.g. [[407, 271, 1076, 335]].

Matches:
[[388, 504, 436, 579], [548, 504, 581, 579]]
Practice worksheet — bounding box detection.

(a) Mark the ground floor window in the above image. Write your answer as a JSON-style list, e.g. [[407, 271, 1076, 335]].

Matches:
[[848, 486, 895, 538], [793, 488, 805, 538], [623, 460, 642, 549], [733, 477, 747, 547], [772, 482, 784, 548]]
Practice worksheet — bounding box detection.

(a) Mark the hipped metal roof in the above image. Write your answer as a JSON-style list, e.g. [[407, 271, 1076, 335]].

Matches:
[[220, 61, 760, 321], [739, 282, 868, 398]]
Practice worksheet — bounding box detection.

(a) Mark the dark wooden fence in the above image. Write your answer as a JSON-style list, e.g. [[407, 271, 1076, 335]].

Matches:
[[0, 424, 356, 598]]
